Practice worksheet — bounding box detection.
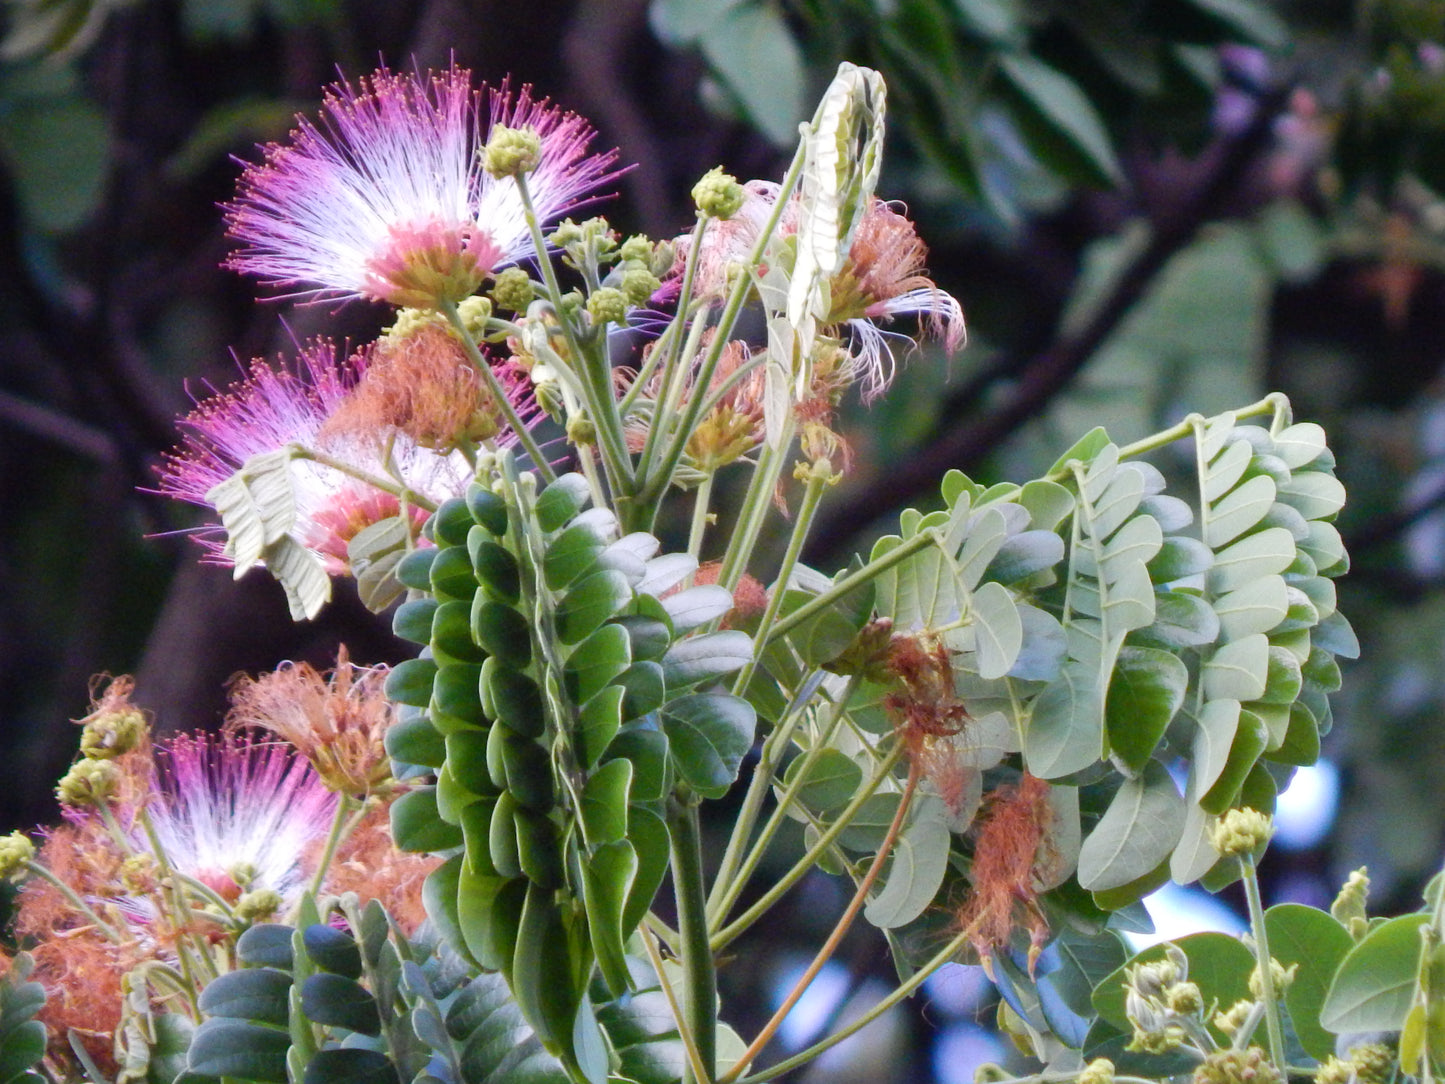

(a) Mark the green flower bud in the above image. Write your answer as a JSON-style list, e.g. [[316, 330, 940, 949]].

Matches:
[[1349, 1043, 1395, 1084], [490, 267, 535, 312], [558, 289, 585, 318], [1166, 980, 1204, 1016], [1331, 868, 1370, 933], [1210, 807, 1274, 859], [119, 853, 157, 894], [1315, 1057, 1353, 1084], [550, 218, 584, 248], [482, 124, 542, 177], [1192, 1047, 1282, 1084], [619, 234, 653, 264], [235, 887, 283, 922], [1248, 958, 1297, 1000], [382, 307, 440, 344], [57, 757, 121, 807], [973, 1065, 1010, 1084], [692, 167, 745, 219], [0, 832, 34, 881], [650, 240, 677, 278], [1078, 1059, 1115, 1084], [456, 295, 493, 339], [621, 266, 661, 305], [1127, 1025, 1186, 1055], [587, 287, 627, 325], [566, 414, 597, 445], [80, 707, 148, 759], [1213, 999, 1255, 1036]]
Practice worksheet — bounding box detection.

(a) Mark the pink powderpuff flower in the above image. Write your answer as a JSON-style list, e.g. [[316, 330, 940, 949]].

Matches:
[[140, 732, 338, 906], [225, 65, 622, 307], [155, 340, 477, 575]]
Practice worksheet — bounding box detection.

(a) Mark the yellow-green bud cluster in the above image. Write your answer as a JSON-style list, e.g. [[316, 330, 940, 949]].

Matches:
[[1078, 1058, 1115, 1084], [80, 707, 147, 759], [482, 124, 542, 177], [234, 887, 283, 922], [57, 757, 121, 807], [1314, 1057, 1353, 1084], [692, 167, 745, 219], [1331, 868, 1371, 940], [587, 287, 628, 326], [619, 235, 653, 264], [457, 295, 493, 339], [0, 832, 34, 881], [1192, 1047, 1282, 1084], [119, 853, 157, 895], [620, 266, 661, 306], [566, 414, 597, 446], [382, 307, 440, 344], [1210, 807, 1273, 859], [491, 267, 535, 312], [1349, 1043, 1396, 1084], [1125, 945, 1203, 1054], [1212, 999, 1254, 1037], [1248, 958, 1297, 1000]]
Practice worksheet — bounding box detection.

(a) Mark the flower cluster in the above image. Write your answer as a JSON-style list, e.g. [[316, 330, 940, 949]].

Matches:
[[4, 660, 434, 1077]]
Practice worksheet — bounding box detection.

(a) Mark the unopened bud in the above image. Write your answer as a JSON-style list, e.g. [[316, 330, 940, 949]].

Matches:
[[57, 757, 120, 807], [1213, 999, 1254, 1036], [0, 833, 34, 881], [587, 287, 628, 326], [490, 267, 534, 312], [566, 415, 597, 446], [1349, 1043, 1395, 1084], [1166, 981, 1203, 1016], [483, 124, 541, 177], [234, 888, 283, 922], [1331, 868, 1370, 931], [456, 295, 493, 339], [619, 235, 653, 264], [80, 707, 147, 759], [974, 1064, 1009, 1084], [621, 266, 661, 305], [1210, 807, 1273, 858], [1192, 1047, 1282, 1084], [1249, 958, 1297, 1000], [1079, 1059, 1115, 1084], [692, 167, 744, 219], [1314, 1057, 1352, 1084], [119, 853, 158, 895]]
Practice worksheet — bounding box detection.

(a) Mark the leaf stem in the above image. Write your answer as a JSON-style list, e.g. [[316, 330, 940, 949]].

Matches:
[[437, 300, 558, 483], [23, 861, 127, 944], [718, 766, 920, 1084], [706, 673, 856, 930], [669, 798, 717, 1084], [641, 925, 713, 1084], [287, 444, 438, 511], [309, 793, 364, 900], [1240, 852, 1286, 1069]]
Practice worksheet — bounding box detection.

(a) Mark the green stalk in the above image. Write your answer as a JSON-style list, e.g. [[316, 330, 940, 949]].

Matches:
[[637, 298, 712, 491], [1240, 853, 1286, 1069], [669, 799, 717, 1084], [438, 300, 557, 483], [510, 176, 635, 497], [706, 675, 859, 929], [712, 745, 902, 952], [641, 926, 712, 1084], [705, 675, 823, 922], [761, 529, 938, 646], [712, 422, 794, 593], [309, 793, 364, 899], [686, 472, 716, 563], [718, 768, 919, 1084], [728, 926, 973, 1084], [639, 144, 808, 511], [730, 464, 831, 697]]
